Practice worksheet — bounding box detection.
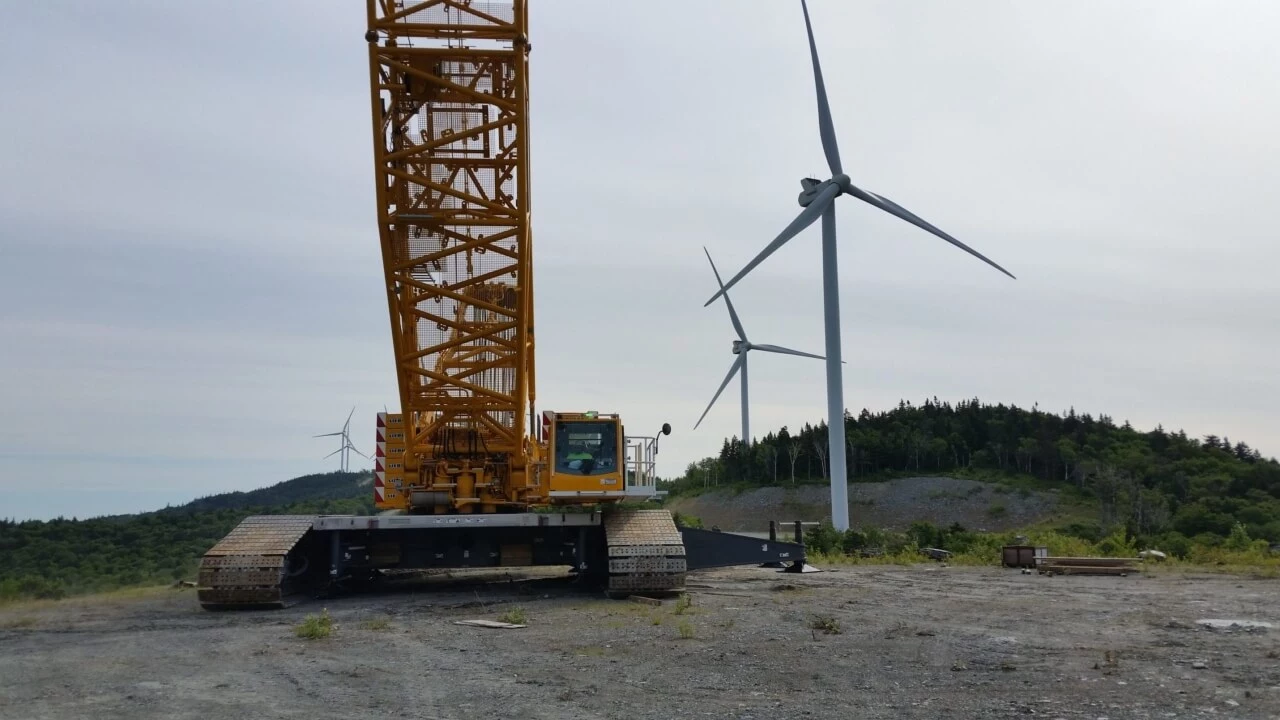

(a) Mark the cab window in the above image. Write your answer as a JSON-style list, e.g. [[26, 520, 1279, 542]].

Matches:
[[554, 421, 618, 475]]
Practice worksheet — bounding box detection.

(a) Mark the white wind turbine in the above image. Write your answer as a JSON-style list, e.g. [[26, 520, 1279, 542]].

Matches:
[[704, 0, 1016, 530], [694, 247, 825, 448], [315, 406, 368, 472]]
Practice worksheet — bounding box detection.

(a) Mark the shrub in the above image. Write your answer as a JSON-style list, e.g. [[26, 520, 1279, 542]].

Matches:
[[1189, 532, 1221, 549], [673, 594, 692, 615], [804, 522, 844, 554], [907, 521, 942, 549], [1154, 531, 1191, 559], [839, 529, 867, 554], [809, 616, 841, 634], [5, 576, 68, 601], [1094, 528, 1137, 557], [295, 609, 333, 639], [1225, 522, 1252, 551], [1057, 522, 1104, 543], [671, 513, 703, 529]]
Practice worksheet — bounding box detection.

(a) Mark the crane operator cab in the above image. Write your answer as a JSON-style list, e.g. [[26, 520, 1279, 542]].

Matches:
[[543, 410, 671, 501], [548, 411, 621, 496]]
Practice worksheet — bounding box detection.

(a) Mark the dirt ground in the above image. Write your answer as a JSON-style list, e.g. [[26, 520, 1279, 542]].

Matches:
[[1, 565, 1278, 720]]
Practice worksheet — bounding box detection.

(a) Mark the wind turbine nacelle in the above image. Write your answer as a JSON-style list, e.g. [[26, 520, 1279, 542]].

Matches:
[[732, 339, 747, 354], [798, 177, 824, 207]]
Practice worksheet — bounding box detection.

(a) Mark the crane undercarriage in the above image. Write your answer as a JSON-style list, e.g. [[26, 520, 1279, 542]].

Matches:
[[197, 509, 810, 610]]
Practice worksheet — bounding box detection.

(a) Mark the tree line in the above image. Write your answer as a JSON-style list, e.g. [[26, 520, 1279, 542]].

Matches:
[[0, 471, 373, 601], [662, 398, 1280, 544]]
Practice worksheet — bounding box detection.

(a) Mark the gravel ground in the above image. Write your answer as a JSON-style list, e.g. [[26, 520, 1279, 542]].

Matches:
[[1, 565, 1277, 720], [668, 476, 1061, 532]]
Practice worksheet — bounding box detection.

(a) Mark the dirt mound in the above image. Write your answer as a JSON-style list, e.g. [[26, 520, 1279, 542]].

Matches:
[[666, 476, 1060, 532]]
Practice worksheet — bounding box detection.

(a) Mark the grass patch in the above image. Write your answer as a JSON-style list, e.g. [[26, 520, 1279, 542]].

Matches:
[[498, 606, 528, 625], [0, 584, 172, 611], [294, 609, 334, 640], [673, 593, 692, 615], [1140, 558, 1280, 578], [809, 615, 841, 634], [677, 620, 695, 639], [361, 617, 392, 632], [0, 616, 38, 629], [803, 525, 1280, 573]]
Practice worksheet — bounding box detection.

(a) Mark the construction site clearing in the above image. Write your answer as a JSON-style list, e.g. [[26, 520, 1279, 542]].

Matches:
[[2, 564, 1277, 720]]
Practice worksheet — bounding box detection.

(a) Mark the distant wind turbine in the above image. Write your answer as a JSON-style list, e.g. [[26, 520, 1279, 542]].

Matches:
[[315, 406, 368, 472], [704, 0, 1015, 530], [694, 247, 825, 447]]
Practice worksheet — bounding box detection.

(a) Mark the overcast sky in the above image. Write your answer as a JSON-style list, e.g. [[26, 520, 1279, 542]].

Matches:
[[2, 1, 1278, 521]]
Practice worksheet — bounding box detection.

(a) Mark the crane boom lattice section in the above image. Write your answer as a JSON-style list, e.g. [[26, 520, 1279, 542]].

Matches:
[[366, 0, 532, 465]]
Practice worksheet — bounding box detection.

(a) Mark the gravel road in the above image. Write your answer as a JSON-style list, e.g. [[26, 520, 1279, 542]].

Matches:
[[1, 565, 1277, 719]]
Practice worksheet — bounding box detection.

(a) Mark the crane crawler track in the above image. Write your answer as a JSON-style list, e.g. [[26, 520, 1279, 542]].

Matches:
[[603, 509, 687, 595], [197, 515, 319, 610]]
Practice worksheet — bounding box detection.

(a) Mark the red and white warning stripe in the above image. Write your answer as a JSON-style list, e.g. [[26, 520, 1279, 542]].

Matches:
[[374, 412, 403, 504]]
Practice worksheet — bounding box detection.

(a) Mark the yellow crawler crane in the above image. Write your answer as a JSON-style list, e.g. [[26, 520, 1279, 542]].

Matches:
[[197, 0, 810, 610]]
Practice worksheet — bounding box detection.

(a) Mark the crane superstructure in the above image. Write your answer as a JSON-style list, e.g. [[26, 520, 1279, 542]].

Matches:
[[364, 0, 644, 514], [194, 0, 809, 610]]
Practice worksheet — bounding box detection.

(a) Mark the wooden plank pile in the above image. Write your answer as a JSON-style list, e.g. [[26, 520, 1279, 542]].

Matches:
[[1036, 556, 1138, 576]]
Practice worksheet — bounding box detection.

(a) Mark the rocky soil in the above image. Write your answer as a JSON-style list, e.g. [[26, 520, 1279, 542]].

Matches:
[[2, 564, 1277, 719]]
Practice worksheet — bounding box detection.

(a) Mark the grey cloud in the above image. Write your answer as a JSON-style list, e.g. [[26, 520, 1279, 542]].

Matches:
[[2, 1, 1278, 519]]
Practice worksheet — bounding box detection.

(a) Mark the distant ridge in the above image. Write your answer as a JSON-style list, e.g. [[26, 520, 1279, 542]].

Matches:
[[169, 470, 374, 514], [0, 470, 374, 601]]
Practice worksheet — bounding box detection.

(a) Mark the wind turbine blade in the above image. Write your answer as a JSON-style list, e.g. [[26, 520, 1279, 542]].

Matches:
[[750, 343, 826, 361], [693, 355, 745, 430], [704, 184, 839, 307], [314, 432, 343, 438], [703, 247, 747, 342], [344, 406, 355, 430], [846, 184, 1017, 280], [323, 448, 343, 459], [801, 0, 842, 176]]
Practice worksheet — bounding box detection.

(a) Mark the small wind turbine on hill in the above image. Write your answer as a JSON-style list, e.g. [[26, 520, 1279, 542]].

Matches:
[[704, 0, 1016, 530], [315, 407, 368, 472], [695, 247, 825, 448]]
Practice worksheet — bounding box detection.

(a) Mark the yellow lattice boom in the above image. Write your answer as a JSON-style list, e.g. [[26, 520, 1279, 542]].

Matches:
[[366, 0, 536, 512]]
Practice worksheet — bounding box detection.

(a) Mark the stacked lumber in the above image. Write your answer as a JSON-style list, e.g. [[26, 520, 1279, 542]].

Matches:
[[1037, 556, 1138, 576]]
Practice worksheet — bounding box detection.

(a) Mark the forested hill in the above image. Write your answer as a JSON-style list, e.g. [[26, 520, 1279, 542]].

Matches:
[[172, 470, 373, 514], [0, 471, 373, 600], [666, 398, 1280, 543]]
